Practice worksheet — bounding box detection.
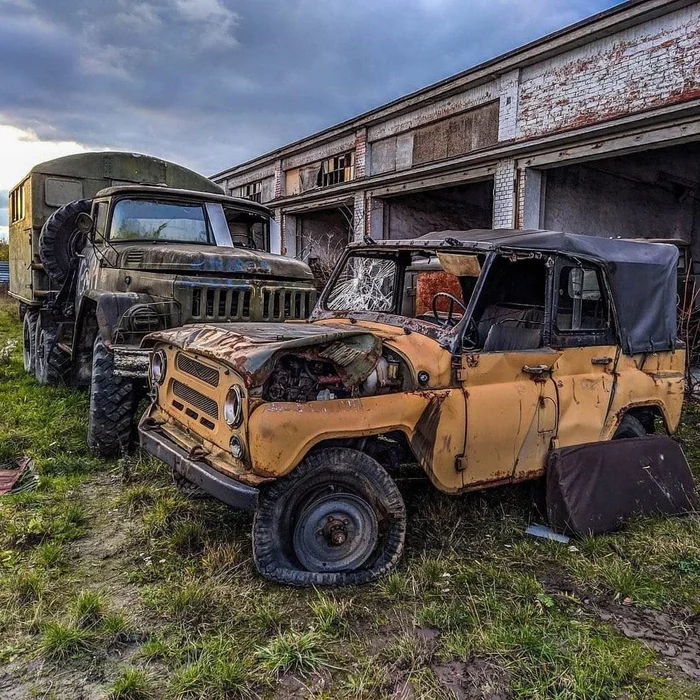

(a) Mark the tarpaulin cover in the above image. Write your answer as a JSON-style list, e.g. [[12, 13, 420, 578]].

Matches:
[[546, 436, 697, 536], [409, 230, 679, 355]]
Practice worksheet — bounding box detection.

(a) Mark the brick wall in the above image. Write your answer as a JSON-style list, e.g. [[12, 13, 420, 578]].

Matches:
[[493, 159, 516, 229], [517, 5, 700, 138]]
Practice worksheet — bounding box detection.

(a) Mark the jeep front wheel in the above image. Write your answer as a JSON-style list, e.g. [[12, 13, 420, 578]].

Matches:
[[253, 447, 406, 587], [88, 335, 137, 457]]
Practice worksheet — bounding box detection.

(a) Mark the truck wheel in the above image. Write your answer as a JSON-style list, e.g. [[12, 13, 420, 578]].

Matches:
[[253, 447, 406, 587], [34, 318, 71, 385], [88, 335, 137, 458], [22, 311, 39, 373], [39, 199, 92, 287], [613, 414, 647, 439]]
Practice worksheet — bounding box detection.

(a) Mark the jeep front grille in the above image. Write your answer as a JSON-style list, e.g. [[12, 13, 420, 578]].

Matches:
[[176, 353, 220, 387], [172, 379, 219, 419], [262, 290, 314, 321]]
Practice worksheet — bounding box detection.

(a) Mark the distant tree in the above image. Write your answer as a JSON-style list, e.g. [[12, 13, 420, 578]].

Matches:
[[0, 242, 8, 262]]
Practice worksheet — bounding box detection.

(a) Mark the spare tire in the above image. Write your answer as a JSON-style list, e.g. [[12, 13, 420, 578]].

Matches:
[[39, 199, 92, 286]]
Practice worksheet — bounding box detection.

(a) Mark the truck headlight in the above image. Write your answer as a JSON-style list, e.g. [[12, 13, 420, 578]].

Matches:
[[224, 385, 243, 427], [151, 350, 167, 385]]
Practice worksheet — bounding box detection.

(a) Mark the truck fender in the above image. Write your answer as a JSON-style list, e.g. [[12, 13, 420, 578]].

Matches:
[[82, 290, 155, 346]]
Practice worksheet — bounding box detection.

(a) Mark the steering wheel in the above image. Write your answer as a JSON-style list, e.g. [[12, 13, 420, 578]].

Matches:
[[431, 292, 467, 328]]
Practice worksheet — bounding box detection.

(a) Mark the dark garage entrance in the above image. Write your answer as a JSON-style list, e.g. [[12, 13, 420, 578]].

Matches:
[[374, 179, 494, 240], [542, 142, 700, 260]]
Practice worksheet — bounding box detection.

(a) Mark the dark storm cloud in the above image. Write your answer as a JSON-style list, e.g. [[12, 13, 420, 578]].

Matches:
[[0, 0, 622, 176]]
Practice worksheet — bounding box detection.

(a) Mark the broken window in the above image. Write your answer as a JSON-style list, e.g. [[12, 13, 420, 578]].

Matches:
[[556, 264, 609, 331], [318, 152, 355, 188], [224, 207, 269, 250], [326, 255, 396, 312], [9, 185, 25, 223], [240, 181, 263, 203]]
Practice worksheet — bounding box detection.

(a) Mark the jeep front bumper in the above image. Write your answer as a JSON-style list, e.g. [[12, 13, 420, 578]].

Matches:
[[138, 418, 259, 512]]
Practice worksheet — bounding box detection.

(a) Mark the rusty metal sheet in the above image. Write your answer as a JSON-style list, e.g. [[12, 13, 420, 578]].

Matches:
[[0, 457, 32, 495]]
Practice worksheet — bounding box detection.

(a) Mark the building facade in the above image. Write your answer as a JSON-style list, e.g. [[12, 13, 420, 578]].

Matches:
[[212, 0, 700, 279]]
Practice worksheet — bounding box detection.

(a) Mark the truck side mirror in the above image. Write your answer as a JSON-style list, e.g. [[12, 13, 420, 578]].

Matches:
[[76, 212, 94, 238]]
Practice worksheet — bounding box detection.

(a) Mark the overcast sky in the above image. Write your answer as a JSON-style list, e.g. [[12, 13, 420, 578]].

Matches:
[[0, 0, 622, 241]]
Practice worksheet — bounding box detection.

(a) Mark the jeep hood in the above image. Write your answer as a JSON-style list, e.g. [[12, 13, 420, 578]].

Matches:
[[119, 243, 314, 281], [144, 321, 383, 388]]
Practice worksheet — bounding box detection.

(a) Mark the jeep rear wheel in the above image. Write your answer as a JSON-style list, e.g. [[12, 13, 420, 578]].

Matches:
[[253, 447, 406, 587], [88, 335, 137, 457], [613, 414, 647, 439], [23, 310, 39, 373], [34, 317, 71, 385]]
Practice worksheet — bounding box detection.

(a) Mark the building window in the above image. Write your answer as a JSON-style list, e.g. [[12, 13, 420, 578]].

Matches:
[[9, 185, 25, 223], [318, 152, 355, 188], [240, 181, 263, 203]]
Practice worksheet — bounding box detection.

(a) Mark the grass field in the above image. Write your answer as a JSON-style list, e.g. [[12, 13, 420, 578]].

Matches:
[[0, 294, 699, 699]]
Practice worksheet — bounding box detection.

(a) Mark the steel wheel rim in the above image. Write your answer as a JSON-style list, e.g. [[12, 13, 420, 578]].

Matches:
[[293, 493, 378, 573]]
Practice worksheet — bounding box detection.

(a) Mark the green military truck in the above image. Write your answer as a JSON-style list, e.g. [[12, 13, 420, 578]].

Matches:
[[8, 152, 316, 456]]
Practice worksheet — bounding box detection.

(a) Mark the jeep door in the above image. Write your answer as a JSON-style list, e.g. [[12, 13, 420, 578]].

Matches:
[[459, 255, 561, 488], [548, 259, 617, 449]]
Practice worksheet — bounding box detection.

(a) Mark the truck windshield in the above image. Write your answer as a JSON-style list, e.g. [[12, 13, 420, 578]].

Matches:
[[110, 199, 214, 244]]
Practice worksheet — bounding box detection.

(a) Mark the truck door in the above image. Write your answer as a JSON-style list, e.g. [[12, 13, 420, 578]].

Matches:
[[459, 255, 560, 487]]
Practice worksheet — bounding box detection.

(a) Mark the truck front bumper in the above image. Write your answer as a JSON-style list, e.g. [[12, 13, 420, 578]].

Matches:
[[139, 421, 259, 512], [113, 347, 151, 379]]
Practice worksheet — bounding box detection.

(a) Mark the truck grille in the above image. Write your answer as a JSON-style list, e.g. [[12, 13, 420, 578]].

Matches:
[[191, 287, 252, 321], [172, 380, 218, 419], [176, 353, 220, 387], [262, 290, 314, 321]]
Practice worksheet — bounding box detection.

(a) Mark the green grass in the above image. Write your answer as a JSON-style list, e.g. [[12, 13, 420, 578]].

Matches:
[[1, 295, 700, 698]]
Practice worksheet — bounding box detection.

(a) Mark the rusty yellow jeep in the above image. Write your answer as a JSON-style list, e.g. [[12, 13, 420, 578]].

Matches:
[[138, 229, 685, 586]]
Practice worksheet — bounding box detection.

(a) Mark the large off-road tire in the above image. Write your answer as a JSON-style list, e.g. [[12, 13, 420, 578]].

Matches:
[[39, 199, 92, 287], [22, 310, 39, 373], [613, 414, 647, 440], [34, 317, 71, 385], [88, 335, 137, 458], [253, 447, 406, 587]]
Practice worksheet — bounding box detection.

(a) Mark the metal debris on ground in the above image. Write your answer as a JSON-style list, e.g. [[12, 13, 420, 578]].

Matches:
[[525, 523, 571, 544], [0, 457, 38, 495]]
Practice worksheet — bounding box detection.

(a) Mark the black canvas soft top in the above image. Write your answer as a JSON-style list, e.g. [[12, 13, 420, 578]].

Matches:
[[362, 229, 680, 355]]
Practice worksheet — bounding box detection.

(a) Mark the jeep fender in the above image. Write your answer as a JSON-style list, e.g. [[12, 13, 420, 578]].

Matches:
[[81, 290, 156, 347]]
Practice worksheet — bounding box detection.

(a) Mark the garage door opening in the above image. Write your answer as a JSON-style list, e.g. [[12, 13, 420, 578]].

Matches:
[[375, 179, 493, 240], [295, 205, 353, 287], [542, 142, 700, 256]]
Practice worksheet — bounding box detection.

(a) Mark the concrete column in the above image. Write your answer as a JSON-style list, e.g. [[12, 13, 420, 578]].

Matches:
[[368, 195, 385, 240], [282, 213, 297, 258], [521, 169, 544, 230], [493, 159, 516, 229], [269, 209, 282, 254]]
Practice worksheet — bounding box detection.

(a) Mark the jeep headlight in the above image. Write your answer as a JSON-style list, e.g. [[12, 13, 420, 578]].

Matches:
[[224, 385, 243, 427], [150, 350, 167, 385]]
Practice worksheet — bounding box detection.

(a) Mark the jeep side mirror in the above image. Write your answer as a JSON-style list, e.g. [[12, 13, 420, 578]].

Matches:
[[76, 212, 94, 237]]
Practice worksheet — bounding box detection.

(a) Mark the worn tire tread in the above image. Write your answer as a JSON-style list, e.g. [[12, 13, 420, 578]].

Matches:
[[88, 335, 136, 457], [253, 447, 406, 587]]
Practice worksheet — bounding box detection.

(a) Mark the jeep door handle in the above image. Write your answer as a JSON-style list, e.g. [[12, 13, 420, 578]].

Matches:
[[522, 364, 551, 376], [591, 356, 613, 365]]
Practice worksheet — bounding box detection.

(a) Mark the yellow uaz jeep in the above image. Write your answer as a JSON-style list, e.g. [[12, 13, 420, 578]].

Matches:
[[139, 229, 685, 586]]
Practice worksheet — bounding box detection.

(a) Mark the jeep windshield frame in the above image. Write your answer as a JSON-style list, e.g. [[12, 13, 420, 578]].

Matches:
[[313, 245, 489, 348]]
